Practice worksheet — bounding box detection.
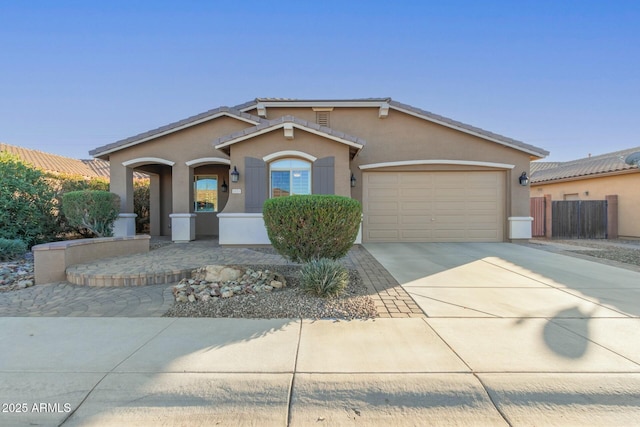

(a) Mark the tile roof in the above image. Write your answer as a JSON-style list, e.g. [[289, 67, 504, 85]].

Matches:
[[531, 147, 640, 183], [0, 143, 146, 179], [89, 107, 264, 157], [213, 115, 365, 156], [1, 142, 98, 177]]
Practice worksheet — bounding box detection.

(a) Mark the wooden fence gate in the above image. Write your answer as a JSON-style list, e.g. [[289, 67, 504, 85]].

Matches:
[[551, 200, 608, 239], [530, 197, 546, 237]]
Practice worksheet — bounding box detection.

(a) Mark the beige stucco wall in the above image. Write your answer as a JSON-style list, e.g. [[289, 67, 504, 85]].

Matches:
[[107, 116, 247, 236], [531, 171, 640, 238], [105, 105, 538, 241], [222, 128, 351, 213], [264, 106, 533, 221]]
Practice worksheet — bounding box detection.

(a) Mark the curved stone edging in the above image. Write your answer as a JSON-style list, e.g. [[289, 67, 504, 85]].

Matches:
[[32, 235, 150, 285]]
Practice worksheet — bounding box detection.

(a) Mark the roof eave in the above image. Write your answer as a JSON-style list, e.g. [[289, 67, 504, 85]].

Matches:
[[89, 110, 262, 158], [388, 104, 549, 158]]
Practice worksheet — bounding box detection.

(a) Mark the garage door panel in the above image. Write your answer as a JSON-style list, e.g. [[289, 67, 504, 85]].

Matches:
[[363, 171, 505, 242], [398, 215, 431, 229], [400, 188, 433, 199], [400, 229, 433, 239], [400, 174, 434, 185], [368, 215, 399, 225], [368, 230, 400, 239]]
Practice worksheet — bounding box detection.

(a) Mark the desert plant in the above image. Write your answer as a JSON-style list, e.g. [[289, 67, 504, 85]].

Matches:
[[0, 238, 27, 261], [299, 258, 349, 297], [0, 151, 58, 246], [262, 195, 362, 263], [62, 190, 120, 237]]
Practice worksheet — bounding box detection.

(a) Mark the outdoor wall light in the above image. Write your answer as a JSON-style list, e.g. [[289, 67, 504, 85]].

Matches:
[[230, 166, 240, 183], [350, 173, 357, 187], [221, 179, 228, 193], [518, 172, 529, 186]]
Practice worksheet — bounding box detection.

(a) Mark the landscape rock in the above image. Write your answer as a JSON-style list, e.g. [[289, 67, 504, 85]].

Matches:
[[201, 265, 243, 283], [171, 267, 287, 303]]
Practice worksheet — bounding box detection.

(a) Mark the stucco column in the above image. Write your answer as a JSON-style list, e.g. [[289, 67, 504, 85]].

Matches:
[[110, 161, 136, 236], [170, 163, 195, 242]]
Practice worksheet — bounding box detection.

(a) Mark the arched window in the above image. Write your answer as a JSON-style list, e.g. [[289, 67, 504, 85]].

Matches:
[[270, 158, 311, 197]]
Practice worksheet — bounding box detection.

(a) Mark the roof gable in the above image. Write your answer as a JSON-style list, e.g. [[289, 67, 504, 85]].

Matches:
[[213, 115, 365, 158], [531, 147, 640, 183], [89, 107, 264, 158]]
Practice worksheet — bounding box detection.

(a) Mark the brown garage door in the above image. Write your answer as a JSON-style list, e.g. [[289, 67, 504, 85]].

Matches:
[[363, 171, 505, 242]]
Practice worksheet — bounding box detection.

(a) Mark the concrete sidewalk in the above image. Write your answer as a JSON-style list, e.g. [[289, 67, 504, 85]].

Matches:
[[1, 316, 639, 426]]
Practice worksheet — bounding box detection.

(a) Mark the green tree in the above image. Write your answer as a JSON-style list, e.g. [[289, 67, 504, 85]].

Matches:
[[62, 190, 120, 237], [0, 151, 58, 246]]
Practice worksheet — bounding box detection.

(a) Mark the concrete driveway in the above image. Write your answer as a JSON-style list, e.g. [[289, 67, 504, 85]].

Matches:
[[364, 242, 640, 424]]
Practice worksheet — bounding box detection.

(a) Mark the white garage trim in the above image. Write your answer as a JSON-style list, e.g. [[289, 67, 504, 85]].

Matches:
[[359, 160, 515, 170], [123, 157, 175, 167]]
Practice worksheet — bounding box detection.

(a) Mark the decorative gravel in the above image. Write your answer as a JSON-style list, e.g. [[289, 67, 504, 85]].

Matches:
[[164, 264, 378, 320], [554, 240, 640, 267]]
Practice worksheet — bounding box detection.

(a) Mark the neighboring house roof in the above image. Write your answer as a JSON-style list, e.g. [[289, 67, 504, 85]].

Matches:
[[90, 97, 548, 159], [1, 142, 98, 177], [213, 115, 365, 158], [89, 107, 264, 158], [0, 142, 145, 179], [234, 98, 549, 158], [531, 147, 640, 183]]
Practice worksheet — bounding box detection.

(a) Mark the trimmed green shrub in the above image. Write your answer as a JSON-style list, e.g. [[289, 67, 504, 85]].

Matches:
[[299, 258, 349, 297], [0, 151, 58, 246], [47, 173, 110, 237], [133, 180, 150, 233], [263, 195, 362, 263], [62, 190, 120, 237], [0, 238, 27, 261]]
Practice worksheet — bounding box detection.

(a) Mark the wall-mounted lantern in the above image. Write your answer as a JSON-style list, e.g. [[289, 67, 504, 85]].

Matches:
[[230, 166, 240, 183], [350, 173, 357, 188], [221, 179, 228, 193], [518, 172, 529, 186]]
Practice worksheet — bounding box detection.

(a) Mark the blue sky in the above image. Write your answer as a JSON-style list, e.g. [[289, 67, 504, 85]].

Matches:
[[1, 0, 638, 161]]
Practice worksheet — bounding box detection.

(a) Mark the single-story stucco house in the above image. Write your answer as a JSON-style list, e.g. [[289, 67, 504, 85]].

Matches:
[[531, 147, 640, 239], [89, 98, 549, 244]]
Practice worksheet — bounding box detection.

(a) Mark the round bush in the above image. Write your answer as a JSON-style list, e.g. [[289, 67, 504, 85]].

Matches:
[[62, 190, 120, 237], [299, 258, 349, 297], [263, 195, 362, 263]]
